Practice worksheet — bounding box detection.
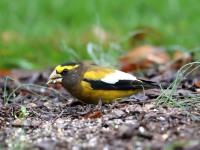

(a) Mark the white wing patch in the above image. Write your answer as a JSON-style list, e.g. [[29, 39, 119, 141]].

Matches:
[[101, 70, 137, 84]]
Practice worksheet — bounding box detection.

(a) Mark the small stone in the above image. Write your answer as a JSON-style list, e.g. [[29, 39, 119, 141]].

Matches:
[[12, 118, 22, 126], [162, 134, 169, 140], [113, 119, 123, 125], [27, 103, 37, 108], [31, 120, 41, 127], [139, 126, 145, 133], [112, 109, 126, 117], [55, 118, 65, 124], [40, 114, 51, 120]]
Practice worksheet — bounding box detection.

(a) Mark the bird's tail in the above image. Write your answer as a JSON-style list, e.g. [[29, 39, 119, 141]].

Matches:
[[136, 79, 166, 89]]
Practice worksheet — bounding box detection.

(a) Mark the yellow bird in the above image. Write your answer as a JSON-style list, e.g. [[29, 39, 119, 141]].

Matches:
[[47, 62, 160, 104]]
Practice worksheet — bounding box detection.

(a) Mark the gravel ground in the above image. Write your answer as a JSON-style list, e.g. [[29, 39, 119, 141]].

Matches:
[[0, 67, 200, 150]]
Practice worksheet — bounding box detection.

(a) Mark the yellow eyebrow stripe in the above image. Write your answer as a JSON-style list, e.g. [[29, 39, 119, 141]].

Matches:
[[55, 64, 79, 73]]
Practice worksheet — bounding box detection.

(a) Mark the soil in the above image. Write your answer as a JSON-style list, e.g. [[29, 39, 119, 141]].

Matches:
[[0, 66, 200, 150]]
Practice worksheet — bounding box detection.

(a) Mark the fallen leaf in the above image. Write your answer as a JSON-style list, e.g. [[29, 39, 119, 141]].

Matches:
[[120, 45, 169, 72], [0, 69, 12, 77], [172, 51, 193, 69], [194, 81, 200, 88], [194, 81, 200, 92], [84, 111, 103, 119]]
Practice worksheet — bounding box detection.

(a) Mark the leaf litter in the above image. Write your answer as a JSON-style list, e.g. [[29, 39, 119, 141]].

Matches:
[[0, 57, 200, 149]]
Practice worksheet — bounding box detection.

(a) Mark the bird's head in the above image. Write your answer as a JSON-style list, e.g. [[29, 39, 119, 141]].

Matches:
[[47, 62, 81, 85]]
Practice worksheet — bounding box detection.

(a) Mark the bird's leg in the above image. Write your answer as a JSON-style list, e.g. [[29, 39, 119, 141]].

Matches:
[[141, 85, 146, 106], [96, 97, 102, 111], [141, 85, 146, 97]]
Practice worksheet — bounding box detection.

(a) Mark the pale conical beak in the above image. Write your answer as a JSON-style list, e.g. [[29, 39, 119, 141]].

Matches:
[[47, 70, 63, 84]]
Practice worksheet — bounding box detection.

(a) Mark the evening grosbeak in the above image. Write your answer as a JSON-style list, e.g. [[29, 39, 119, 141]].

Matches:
[[47, 62, 160, 104]]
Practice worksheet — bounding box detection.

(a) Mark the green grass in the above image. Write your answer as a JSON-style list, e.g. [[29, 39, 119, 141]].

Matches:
[[156, 61, 200, 120], [1, 0, 200, 69], [164, 140, 200, 150]]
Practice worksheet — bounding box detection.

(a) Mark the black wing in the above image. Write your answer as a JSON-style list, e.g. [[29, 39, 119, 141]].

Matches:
[[83, 78, 160, 90]]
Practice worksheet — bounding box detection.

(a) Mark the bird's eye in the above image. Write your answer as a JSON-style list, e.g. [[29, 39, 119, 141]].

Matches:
[[62, 69, 68, 74]]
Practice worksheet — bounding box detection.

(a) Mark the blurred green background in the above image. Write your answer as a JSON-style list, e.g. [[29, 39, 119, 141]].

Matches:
[[0, 0, 200, 69]]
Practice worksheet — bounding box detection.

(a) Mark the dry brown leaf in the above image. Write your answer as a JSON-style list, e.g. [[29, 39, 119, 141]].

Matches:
[[194, 81, 200, 92], [0, 69, 12, 77], [119, 45, 169, 72], [84, 111, 103, 119], [172, 52, 193, 69], [194, 81, 200, 88]]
